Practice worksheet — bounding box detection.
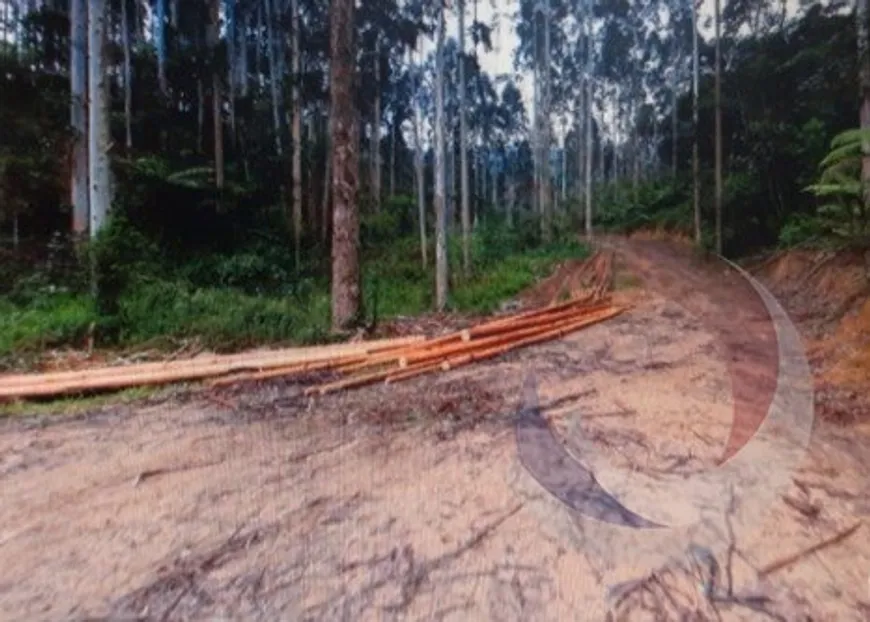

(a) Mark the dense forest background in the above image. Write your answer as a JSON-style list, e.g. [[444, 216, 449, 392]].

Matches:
[[0, 0, 867, 360]]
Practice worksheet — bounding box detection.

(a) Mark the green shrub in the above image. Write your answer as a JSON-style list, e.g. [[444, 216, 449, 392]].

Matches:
[[116, 280, 331, 348], [0, 294, 95, 356]]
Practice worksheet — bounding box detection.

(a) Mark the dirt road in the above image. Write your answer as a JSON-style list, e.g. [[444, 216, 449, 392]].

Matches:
[[2, 239, 869, 621]]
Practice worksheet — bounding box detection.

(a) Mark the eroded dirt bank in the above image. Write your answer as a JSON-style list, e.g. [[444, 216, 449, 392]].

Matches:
[[1, 239, 870, 621]]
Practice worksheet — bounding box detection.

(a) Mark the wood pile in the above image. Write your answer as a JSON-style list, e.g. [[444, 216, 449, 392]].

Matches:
[[297, 297, 626, 396], [0, 337, 425, 401], [0, 250, 622, 401]]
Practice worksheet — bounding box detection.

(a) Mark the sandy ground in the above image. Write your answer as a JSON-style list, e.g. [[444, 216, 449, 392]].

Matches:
[[2, 239, 870, 621]]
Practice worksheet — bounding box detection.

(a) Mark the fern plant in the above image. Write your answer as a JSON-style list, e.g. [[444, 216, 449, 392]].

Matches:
[[805, 127, 870, 239]]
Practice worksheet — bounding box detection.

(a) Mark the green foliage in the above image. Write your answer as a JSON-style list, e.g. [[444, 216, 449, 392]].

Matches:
[[90, 213, 163, 320], [0, 294, 96, 357], [115, 280, 331, 349], [452, 239, 589, 313], [593, 180, 692, 234], [801, 127, 870, 243], [778, 213, 826, 247]]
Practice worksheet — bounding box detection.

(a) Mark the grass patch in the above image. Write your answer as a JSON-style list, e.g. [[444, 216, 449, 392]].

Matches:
[[116, 279, 332, 350], [0, 294, 96, 357], [0, 230, 590, 365], [0, 385, 161, 418], [452, 241, 588, 312]]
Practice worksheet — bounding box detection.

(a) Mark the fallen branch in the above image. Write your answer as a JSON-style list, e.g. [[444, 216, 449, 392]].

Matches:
[[758, 521, 862, 577]]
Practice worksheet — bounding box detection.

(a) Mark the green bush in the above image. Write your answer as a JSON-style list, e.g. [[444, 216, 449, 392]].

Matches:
[[116, 280, 331, 348], [0, 294, 95, 356]]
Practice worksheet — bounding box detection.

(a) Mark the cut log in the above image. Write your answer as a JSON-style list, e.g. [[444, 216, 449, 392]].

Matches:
[[336, 300, 609, 375], [0, 336, 424, 400], [309, 306, 627, 395], [396, 307, 618, 369], [0, 336, 423, 392]]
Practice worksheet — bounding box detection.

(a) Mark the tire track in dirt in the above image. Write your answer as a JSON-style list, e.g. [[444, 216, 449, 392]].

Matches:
[[608, 239, 779, 463]]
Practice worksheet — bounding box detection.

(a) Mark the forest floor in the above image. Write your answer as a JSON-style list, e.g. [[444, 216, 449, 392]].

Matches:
[[2, 237, 870, 621]]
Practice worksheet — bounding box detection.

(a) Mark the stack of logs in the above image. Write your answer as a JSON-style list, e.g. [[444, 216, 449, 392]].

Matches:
[[296, 296, 625, 395], [0, 250, 620, 401]]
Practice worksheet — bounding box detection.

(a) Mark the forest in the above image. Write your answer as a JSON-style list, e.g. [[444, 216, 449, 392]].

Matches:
[[0, 0, 867, 362]]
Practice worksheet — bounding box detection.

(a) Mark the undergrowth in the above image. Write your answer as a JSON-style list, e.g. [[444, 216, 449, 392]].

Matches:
[[0, 215, 588, 362]]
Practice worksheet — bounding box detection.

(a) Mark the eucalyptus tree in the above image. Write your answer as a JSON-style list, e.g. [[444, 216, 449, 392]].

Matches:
[[434, 0, 448, 310], [69, 0, 87, 236], [691, 0, 701, 243], [457, 0, 471, 273], [291, 0, 302, 267], [330, 0, 360, 330], [411, 45, 428, 267], [715, 0, 723, 253], [858, 0, 870, 212], [88, 0, 111, 239]]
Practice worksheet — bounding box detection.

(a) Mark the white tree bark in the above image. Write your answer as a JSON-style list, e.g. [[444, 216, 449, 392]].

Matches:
[[412, 51, 428, 267], [121, 0, 132, 151], [692, 0, 701, 243], [371, 40, 382, 213], [434, 2, 449, 310], [291, 0, 303, 266], [240, 10, 249, 98], [70, 0, 88, 236], [584, 3, 593, 239], [458, 0, 471, 274], [265, 0, 283, 156], [714, 0, 723, 254], [539, 0, 553, 242], [857, 0, 870, 217], [88, 0, 111, 238]]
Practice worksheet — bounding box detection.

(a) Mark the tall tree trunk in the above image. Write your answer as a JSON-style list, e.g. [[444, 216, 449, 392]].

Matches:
[[240, 10, 249, 97], [478, 141, 483, 215], [584, 8, 593, 239], [227, 0, 237, 141], [330, 0, 361, 330], [506, 168, 515, 228], [561, 134, 566, 204], [70, 0, 88, 236], [265, 0, 282, 155], [412, 52, 428, 268], [458, 0, 471, 275], [434, 2, 449, 311], [255, 5, 262, 85], [492, 163, 499, 215], [121, 0, 132, 152], [291, 0, 303, 267], [692, 0, 701, 244], [577, 81, 585, 205], [532, 63, 540, 219], [209, 0, 224, 189], [671, 71, 678, 180], [88, 0, 111, 239], [714, 0, 723, 254], [858, 0, 870, 216], [155, 0, 167, 95], [371, 41, 382, 213], [197, 78, 205, 153], [632, 96, 639, 204], [539, 0, 553, 243], [389, 119, 396, 198], [322, 106, 332, 245]]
